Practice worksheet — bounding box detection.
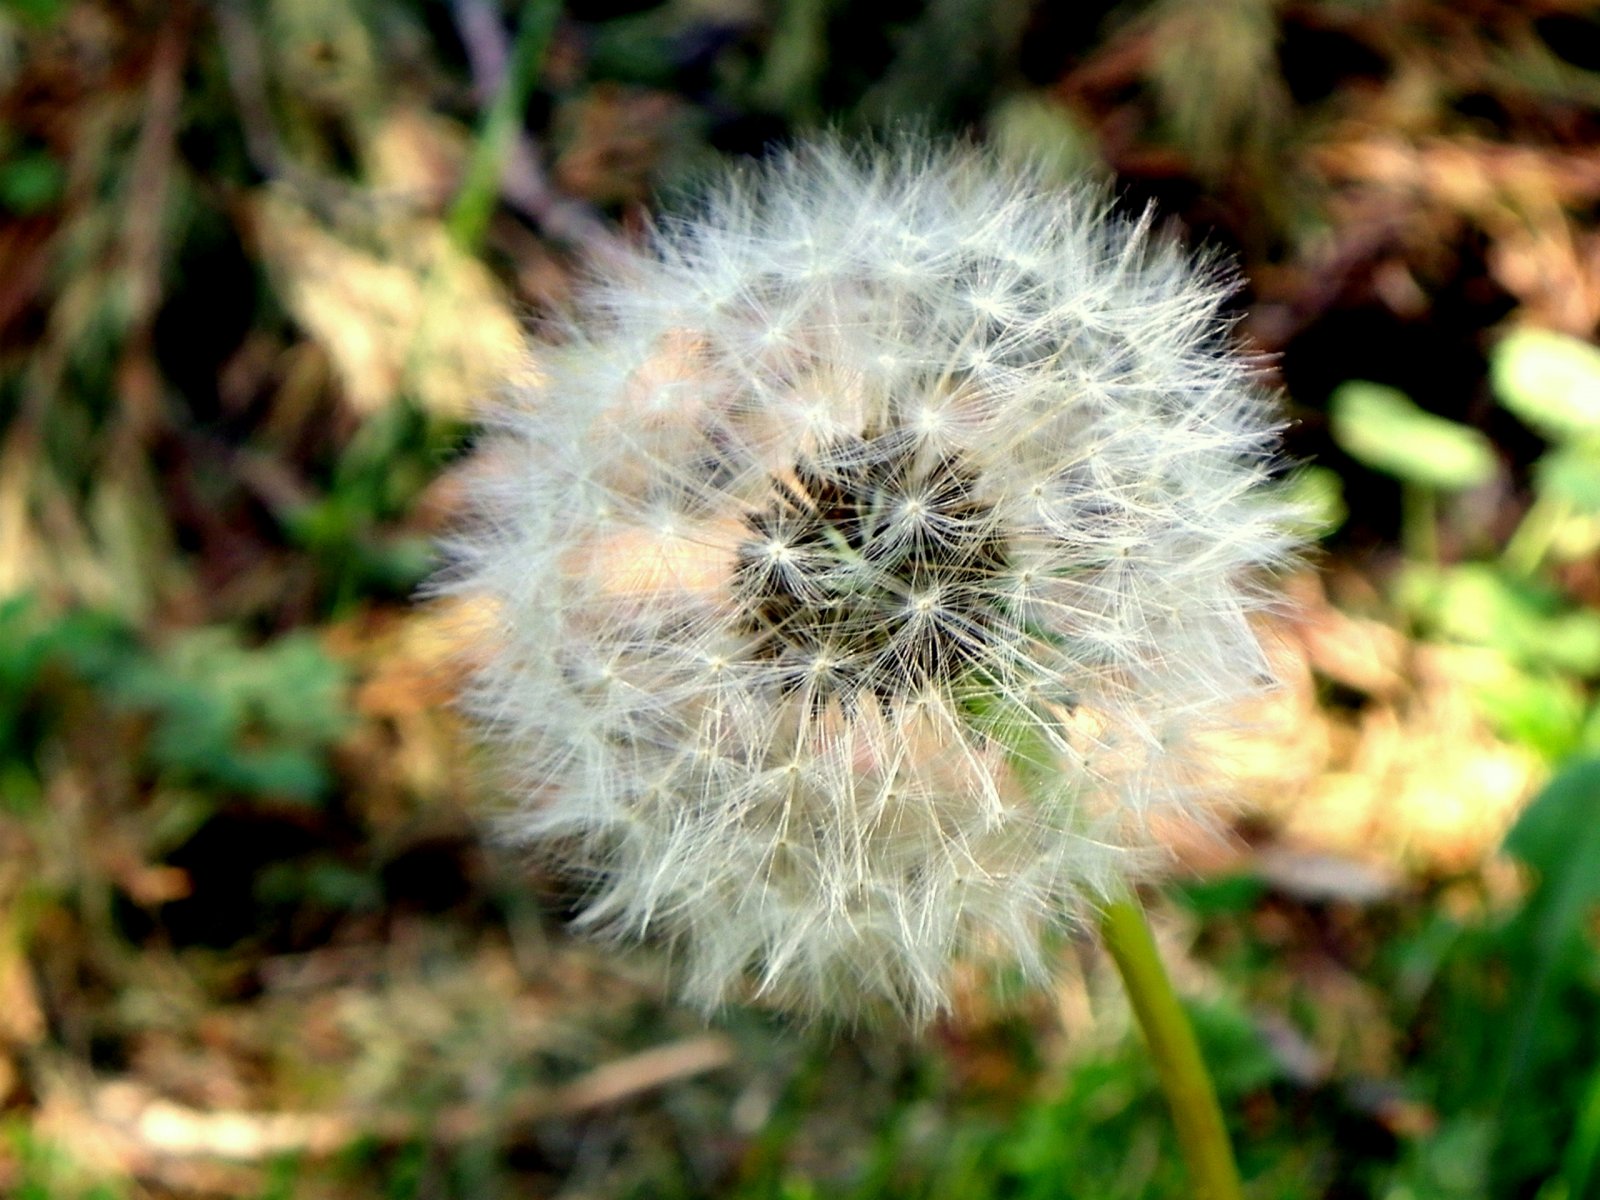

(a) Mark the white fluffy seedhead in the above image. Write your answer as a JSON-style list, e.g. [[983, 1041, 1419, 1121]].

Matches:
[[446, 138, 1300, 1024]]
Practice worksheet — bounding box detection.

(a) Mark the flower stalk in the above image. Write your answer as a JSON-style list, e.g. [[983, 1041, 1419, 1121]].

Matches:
[[1100, 893, 1243, 1200]]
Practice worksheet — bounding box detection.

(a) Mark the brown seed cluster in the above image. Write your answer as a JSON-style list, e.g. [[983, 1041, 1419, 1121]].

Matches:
[[733, 430, 1012, 703]]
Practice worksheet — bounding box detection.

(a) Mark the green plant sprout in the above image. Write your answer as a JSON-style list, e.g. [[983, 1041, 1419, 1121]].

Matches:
[[1327, 380, 1496, 564]]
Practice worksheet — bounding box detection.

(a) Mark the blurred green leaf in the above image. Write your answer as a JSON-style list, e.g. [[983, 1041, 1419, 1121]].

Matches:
[[0, 1119, 128, 1199], [989, 92, 1106, 185], [1489, 758, 1600, 1193], [106, 628, 350, 802], [0, 594, 137, 766], [1584, 702, 1600, 754], [1560, 1064, 1600, 1200], [1491, 328, 1600, 442], [1469, 666, 1589, 762], [0, 762, 41, 816], [1329, 382, 1496, 491], [1397, 563, 1600, 677], [1378, 1116, 1492, 1200], [1279, 464, 1348, 540], [749, 0, 829, 119], [0, 0, 66, 26], [1186, 998, 1283, 1098], [855, 0, 1033, 127], [1533, 443, 1600, 514], [258, 859, 381, 911], [1169, 874, 1267, 919], [1502, 758, 1600, 963], [0, 150, 64, 214], [583, 6, 693, 86]]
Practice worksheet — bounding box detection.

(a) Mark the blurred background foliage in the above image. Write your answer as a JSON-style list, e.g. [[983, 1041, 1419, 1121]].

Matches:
[[2, 0, 1600, 1196]]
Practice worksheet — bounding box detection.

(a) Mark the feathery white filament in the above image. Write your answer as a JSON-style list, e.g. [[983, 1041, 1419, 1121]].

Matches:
[[446, 139, 1299, 1023]]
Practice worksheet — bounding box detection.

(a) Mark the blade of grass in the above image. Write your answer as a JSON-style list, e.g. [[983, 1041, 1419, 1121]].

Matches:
[[448, 0, 562, 254], [1558, 1060, 1600, 1200]]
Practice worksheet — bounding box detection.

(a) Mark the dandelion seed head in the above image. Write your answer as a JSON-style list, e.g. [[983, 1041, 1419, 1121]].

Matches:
[[445, 138, 1302, 1024]]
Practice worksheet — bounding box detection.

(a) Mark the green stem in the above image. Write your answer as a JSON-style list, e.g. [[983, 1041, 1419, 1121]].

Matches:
[[1099, 893, 1243, 1200], [448, 0, 562, 254], [1501, 494, 1571, 580], [1400, 483, 1438, 564]]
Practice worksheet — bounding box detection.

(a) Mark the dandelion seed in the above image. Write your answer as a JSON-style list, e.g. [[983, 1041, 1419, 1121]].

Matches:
[[444, 138, 1301, 1024]]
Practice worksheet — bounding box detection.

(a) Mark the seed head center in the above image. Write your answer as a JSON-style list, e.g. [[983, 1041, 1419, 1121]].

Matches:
[[733, 430, 1010, 700]]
